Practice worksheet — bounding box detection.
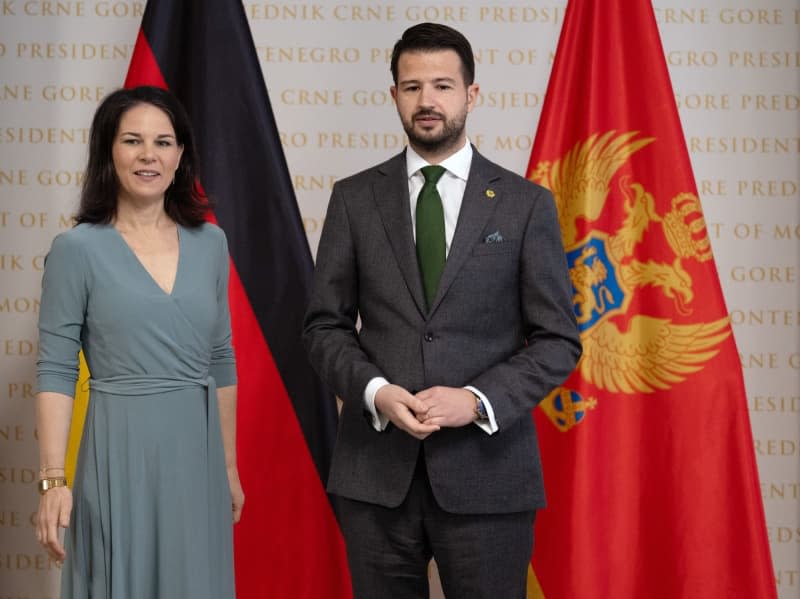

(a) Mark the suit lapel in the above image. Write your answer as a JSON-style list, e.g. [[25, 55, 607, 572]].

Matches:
[[373, 152, 428, 316], [429, 150, 502, 315]]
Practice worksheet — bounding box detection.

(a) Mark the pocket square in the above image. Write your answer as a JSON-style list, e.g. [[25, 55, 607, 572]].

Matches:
[[484, 231, 504, 244]]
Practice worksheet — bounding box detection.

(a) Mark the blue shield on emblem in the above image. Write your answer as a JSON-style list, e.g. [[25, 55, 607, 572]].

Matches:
[[566, 234, 626, 332]]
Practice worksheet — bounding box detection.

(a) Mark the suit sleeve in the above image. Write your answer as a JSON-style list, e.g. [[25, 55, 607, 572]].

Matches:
[[469, 185, 582, 429], [302, 183, 384, 405]]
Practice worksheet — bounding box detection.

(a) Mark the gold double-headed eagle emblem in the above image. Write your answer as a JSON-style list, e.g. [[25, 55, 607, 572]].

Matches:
[[529, 131, 731, 432]]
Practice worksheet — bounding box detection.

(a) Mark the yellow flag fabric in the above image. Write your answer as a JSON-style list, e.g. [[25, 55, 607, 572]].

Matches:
[[64, 351, 90, 485], [526, 565, 545, 599]]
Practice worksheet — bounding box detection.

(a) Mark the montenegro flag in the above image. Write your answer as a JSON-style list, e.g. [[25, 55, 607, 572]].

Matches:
[[68, 1, 351, 597], [526, 1, 776, 597]]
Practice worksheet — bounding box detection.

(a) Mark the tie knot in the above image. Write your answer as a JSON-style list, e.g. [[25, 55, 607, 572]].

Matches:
[[420, 165, 446, 185]]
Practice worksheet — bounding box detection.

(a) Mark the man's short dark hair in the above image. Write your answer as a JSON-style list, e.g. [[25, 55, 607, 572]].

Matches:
[[390, 23, 475, 86]]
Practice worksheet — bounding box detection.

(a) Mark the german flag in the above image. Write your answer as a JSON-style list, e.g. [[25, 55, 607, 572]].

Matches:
[[526, 1, 775, 597], [117, 1, 350, 596]]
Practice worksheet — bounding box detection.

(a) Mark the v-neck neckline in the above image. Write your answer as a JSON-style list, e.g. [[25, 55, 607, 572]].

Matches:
[[111, 223, 183, 297]]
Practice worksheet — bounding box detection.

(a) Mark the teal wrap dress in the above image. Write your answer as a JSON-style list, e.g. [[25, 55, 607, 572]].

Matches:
[[37, 222, 237, 598]]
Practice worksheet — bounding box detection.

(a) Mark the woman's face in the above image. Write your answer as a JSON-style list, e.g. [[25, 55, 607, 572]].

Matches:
[[112, 103, 184, 207]]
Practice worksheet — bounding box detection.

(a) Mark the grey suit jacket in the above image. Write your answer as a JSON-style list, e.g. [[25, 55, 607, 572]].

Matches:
[[303, 148, 581, 514]]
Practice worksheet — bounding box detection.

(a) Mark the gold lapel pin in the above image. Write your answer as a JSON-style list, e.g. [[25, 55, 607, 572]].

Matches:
[[485, 189, 496, 199]]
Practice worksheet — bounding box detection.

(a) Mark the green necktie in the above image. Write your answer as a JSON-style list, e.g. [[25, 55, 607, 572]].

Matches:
[[416, 165, 446, 309]]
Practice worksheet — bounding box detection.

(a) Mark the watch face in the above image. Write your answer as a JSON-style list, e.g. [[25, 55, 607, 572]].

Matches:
[[38, 478, 65, 494], [476, 398, 488, 419]]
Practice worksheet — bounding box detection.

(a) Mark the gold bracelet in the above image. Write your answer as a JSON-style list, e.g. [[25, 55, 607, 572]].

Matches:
[[39, 466, 65, 476], [37, 477, 68, 495]]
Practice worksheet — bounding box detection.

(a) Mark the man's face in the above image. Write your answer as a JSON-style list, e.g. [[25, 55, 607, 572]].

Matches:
[[390, 49, 479, 160]]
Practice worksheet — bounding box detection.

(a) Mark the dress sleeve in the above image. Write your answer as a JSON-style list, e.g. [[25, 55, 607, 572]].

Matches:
[[36, 232, 89, 397], [209, 229, 237, 387]]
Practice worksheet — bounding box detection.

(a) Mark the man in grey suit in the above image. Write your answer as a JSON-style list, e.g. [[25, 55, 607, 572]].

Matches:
[[303, 22, 581, 599]]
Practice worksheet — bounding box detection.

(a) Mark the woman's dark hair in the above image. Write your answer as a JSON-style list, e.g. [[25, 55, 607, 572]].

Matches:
[[390, 23, 475, 86], [76, 86, 208, 227]]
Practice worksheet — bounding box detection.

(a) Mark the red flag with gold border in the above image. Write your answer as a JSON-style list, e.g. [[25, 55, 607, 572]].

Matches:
[[526, 1, 776, 597]]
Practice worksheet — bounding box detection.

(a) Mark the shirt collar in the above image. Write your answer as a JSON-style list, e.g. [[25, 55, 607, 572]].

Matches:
[[406, 138, 473, 182]]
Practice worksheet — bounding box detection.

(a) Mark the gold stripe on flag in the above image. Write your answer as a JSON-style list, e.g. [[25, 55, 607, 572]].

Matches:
[[65, 351, 90, 485], [527, 564, 546, 599]]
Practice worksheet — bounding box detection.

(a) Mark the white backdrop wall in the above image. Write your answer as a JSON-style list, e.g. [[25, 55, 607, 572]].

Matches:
[[0, 2, 797, 597]]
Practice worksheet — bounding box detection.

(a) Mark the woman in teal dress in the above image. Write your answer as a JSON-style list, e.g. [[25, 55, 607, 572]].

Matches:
[[34, 86, 244, 598]]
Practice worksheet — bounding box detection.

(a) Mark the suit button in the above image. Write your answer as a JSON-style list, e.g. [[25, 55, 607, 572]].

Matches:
[[424, 332, 434, 342]]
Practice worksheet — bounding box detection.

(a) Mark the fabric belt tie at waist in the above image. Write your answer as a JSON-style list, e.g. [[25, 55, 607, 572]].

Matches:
[[88, 375, 227, 511], [89, 375, 213, 397]]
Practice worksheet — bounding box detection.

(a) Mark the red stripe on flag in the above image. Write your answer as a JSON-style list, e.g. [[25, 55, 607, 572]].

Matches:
[[227, 262, 352, 598], [124, 30, 167, 90]]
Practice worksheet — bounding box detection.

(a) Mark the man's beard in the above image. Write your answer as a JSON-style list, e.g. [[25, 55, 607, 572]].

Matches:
[[401, 107, 467, 156]]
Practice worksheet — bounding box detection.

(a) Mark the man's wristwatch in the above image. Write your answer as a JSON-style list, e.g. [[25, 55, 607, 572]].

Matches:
[[473, 394, 488, 421], [38, 477, 67, 495]]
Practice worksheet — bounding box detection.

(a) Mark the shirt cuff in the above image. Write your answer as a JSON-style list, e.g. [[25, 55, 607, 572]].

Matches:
[[364, 377, 390, 431], [465, 385, 498, 435]]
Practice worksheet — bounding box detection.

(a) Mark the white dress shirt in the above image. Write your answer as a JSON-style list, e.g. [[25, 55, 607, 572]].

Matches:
[[363, 139, 498, 435]]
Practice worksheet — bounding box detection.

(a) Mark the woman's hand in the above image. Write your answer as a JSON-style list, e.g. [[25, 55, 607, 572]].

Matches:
[[227, 466, 245, 524], [36, 486, 72, 562]]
